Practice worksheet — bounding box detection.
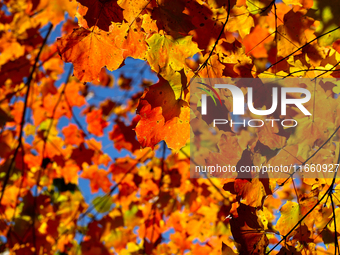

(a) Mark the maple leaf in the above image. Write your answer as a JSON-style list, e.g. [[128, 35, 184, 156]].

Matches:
[[257, 118, 287, 150], [60, 161, 80, 184], [243, 25, 271, 58], [0, 130, 14, 158], [139, 209, 162, 243], [57, 25, 128, 82], [205, 133, 243, 178], [33, 0, 77, 26], [71, 143, 95, 167], [109, 157, 139, 183], [77, 0, 124, 31], [283, 0, 313, 8], [287, 117, 333, 158], [122, 28, 148, 59], [230, 204, 269, 254], [39, 78, 58, 97], [109, 117, 141, 152], [146, 34, 200, 99], [0, 32, 25, 66], [151, 0, 195, 37], [223, 178, 270, 208], [62, 124, 85, 146], [92, 68, 114, 87], [307, 0, 340, 46], [135, 78, 190, 150], [276, 195, 318, 237], [246, 0, 274, 15], [277, 9, 314, 57], [226, 6, 254, 38], [118, 0, 152, 23], [81, 163, 111, 193], [86, 109, 108, 136], [199, 53, 225, 78], [63, 80, 86, 107], [186, 1, 225, 50], [0, 56, 31, 86]]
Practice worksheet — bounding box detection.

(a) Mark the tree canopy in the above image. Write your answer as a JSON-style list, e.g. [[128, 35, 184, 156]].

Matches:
[[1, 0, 340, 254]]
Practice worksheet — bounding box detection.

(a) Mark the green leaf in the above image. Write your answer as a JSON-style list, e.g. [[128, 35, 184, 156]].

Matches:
[[307, 0, 340, 46], [146, 34, 200, 99], [92, 195, 113, 213]]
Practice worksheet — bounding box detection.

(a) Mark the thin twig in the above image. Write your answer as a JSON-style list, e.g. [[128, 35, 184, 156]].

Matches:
[[268, 148, 340, 254], [266, 26, 340, 71], [0, 23, 53, 206]]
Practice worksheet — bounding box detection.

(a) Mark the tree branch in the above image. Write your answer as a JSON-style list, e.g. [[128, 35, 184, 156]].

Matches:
[[0, 23, 54, 206]]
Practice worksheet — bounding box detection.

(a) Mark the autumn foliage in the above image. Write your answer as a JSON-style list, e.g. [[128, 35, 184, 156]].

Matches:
[[1, 0, 340, 254]]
